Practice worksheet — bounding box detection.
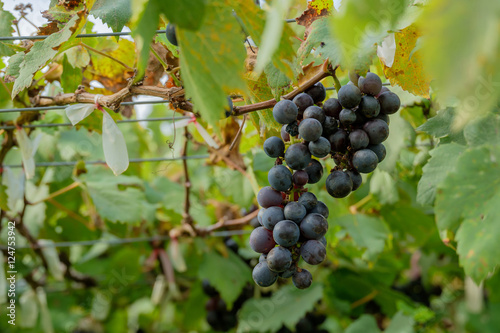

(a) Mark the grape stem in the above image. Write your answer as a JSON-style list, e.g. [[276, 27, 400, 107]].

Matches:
[[181, 127, 194, 226]]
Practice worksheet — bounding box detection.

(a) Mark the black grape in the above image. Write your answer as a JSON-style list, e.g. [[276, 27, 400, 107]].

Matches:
[[339, 108, 357, 126], [300, 213, 328, 239], [329, 129, 348, 152], [322, 116, 338, 137], [303, 106, 326, 124], [376, 86, 390, 97], [378, 91, 401, 114], [258, 208, 265, 225], [319, 236, 327, 247], [301, 240, 326, 265], [293, 93, 314, 114], [273, 220, 300, 247], [279, 265, 296, 278], [249, 227, 276, 253], [257, 186, 283, 208], [267, 246, 293, 272], [325, 170, 353, 198], [358, 72, 382, 96], [304, 160, 323, 184], [352, 149, 379, 173], [293, 269, 312, 289], [252, 262, 278, 287], [363, 119, 389, 144], [376, 113, 390, 125], [323, 98, 343, 119], [285, 143, 312, 170], [310, 201, 329, 218], [286, 121, 299, 137], [281, 125, 290, 142], [298, 118, 322, 142], [284, 201, 307, 223], [348, 129, 369, 151], [308, 137, 331, 158], [202, 279, 218, 297], [305, 82, 326, 104], [225, 238, 239, 253], [261, 206, 285, 230], [268, 165, 292, 192], [346, 170, 362, 191], [337, 85, 362, 108], [292, 170, 309, 186], [273, 100, 299, 124], [358, 95, 380, 118], [259, 253, 267, 263], [165, 23, 178, 46], [368, 144, 386, 163], [298, 192, 317, 211], [263, 136, 285, 158]]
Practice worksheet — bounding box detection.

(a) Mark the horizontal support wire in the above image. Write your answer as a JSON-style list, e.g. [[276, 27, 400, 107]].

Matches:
[[0, 116, 191, 130], [0, 229, 251, 250], [3, 155, 210, 169]]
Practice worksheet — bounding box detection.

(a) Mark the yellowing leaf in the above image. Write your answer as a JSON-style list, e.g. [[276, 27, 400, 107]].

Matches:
[[382, 24, 431, 98], [309, 0, 332, 12]]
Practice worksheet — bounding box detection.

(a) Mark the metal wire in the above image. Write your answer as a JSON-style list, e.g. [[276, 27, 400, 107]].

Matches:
[[0, 229, 251, 250], [0, 99, 169, 113], [3, 155, 210, 169], [0, 116, 191, 130]]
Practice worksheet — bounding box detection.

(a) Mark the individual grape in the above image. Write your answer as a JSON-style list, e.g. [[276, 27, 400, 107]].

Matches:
[[258, 208, 265, 225], [300, 213, 327, 239], [363, 119, 389, 144], [353, 109, 368, 126], [368, 144, 386, 163], [273, 100, 299, 124], [298, 192, 317, 211], [284, 201, 307, 223], [377, 86, 390, 97], [252, 262, 278, 287], [259, 253, 267, 263], [348, 70, 361, 86], [301, 240, 326, 265], [292, 93, 314, 113], [348, 129, 369, 151], [308, 137, 331, 158], [319, 236, 327, 247], [376, 113, 390, 125], [202, 279, 218, 297], [352, 149, 379, 173], [225, 97, 234, 117], [249, 227, 276, 253], [304, 159, 324, 184], [338, 85, 362, 108], [268, 165, 292, 192], [250, 216, 261, 228], [303, 106, 326, 124], [267, 246, 292, 272], [358, 95, 381, 118], [292, 269, 312, 289], [225, 238, 239, 253], [281, 125, 290, 142], [273, 220, 300, 247], [323, 98, 343, 119], [261, 206, 285, 230], [285, 121, 299, 137], [325, 171, 353, 198], [378, 91, 401, 114], [322, 116, 338, 137], [257, 186, 283, 208], [165, 23, 178, 46], [310, 201, 329, 218], [339, 108, 357, 126], [298, 118, 322, 142], [292, 170, 309, 186], [346, 169, 362, 191], [279, 265, 296, 278], [305, 82, 326, 104], [358, 72, 382, 96], [263, 136, 285, 158], [285, 143, 312, 170], [329, 129, 348, 152], [295, 318, 314, 332]]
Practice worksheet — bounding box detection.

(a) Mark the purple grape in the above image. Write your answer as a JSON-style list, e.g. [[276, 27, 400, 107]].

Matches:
[[285, 143, 311, 170], [352, 149, 379, 173], [310, 201, 329, 218], [281, 125, 290, 142], [322, 116, 338, 137], [252, 262, 278, 287], [298, 192, 317, 211], [303, 106, 326, 124], [348, 129, 369, 151], [363, 119, 389, 144], [358, 95, 380, 118], [358, 72, 382, 96], [284, 201, 307, 223], [338, 85, 361, 108], [298, 118, 322, 142], [378, 91, 401, 114], [261, 206, 285, 230], [305, 82, 326, 104], [346, 169, 362, 191], [301, 240, 326, 265], [257, 186, 283, 208], [329, 129, 348, 152], [293, 93, 315, 114], [368, 144, 386, 163], [339, 108, 357, 126], [308, 137, 331, 158], [292, 269, 312, 289], [273, 220, 300, 247], [292, 170, 309, 186], [263, 136, 285, 158], [267, 246, 292, 272], [268, 165, 292, 192], [273, 100, 298, 124], [304, 159, 323, 184], [323, 98, 342, 119], [249, 227, 276, 253], [300, 213, 328, 240], [325, 171, 353, 198]]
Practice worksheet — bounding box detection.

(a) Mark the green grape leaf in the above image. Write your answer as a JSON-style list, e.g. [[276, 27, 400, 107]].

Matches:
[[435, 146, 500, 282], [0, 3, 16, 57], [264, 62, 292, 100], [463, 114, 500, 147], [60, 54, 83, 93], [84, 174, 148, 224], [5, 52, 25, 80], [416, 108, 465, 143], [237, 284, 323, 332], [42, 1, 85, 25], [417, 143, 466, 206], [0, 184, 8, 211], [158, 0, 206, 30], [178, 0, 247, 126], [335, 214, 389, 259], [345, 315, 381, 333], [198, 250, 252, 308], [11, 14, 82, 98], [244, 71, 281, 133], [385, 311, 415, 333], [90, 0, 131, 33], [61, 45, 90, 68]]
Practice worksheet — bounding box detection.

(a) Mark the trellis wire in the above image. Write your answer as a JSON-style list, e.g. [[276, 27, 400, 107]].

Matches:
[[3, 155, 210, 169], [0, 229, 251, 250]]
